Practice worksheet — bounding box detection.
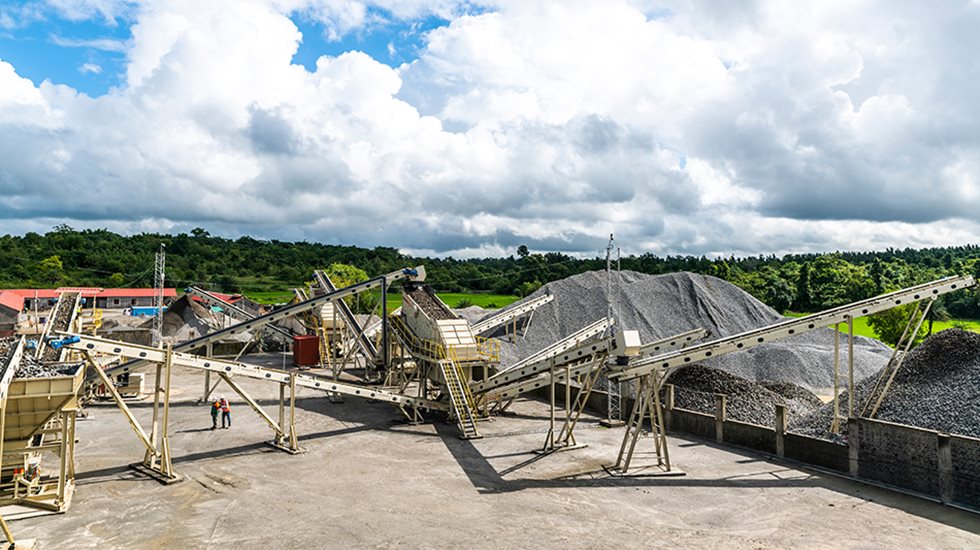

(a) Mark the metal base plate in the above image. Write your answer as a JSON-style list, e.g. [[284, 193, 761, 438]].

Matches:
[[598, 419, 626, 428], [533, 443, 588, 455], [129, 462, 182, 485], [266, 441, 306, 455], [602, 464, 686, 478]]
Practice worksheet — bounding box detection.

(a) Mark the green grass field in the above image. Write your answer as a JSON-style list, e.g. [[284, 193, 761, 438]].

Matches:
[[784, 312, 980, 339], [243, 290, 296, 304]]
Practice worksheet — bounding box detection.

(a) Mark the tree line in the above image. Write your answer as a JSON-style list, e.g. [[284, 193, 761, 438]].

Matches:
[[2, 225, 980, 321]]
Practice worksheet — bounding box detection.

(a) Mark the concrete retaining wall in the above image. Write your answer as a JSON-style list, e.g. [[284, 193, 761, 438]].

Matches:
[[784, 433, 848, 472], [669, 408, 714, 439], [950, 435, 980, 508], [849, 418, 940, 496], [536, 380, 978, 511]]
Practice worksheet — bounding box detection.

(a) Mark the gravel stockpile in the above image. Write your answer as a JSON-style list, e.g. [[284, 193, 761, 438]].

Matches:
[[489, 271, 891, 390], [16, 352, 82, 378], [761, 381, 825, 409], [403, 285, 456, 320], [666, 365, 822, 426], [41, 292, 79, 362], [790, 329, 980, 440]]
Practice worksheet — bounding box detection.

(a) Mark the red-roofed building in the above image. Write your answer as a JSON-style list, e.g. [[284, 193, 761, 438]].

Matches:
[[0, 287, 178, 315]]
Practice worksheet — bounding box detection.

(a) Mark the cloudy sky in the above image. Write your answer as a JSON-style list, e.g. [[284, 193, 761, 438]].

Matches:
[[0, 1, 978, 258]]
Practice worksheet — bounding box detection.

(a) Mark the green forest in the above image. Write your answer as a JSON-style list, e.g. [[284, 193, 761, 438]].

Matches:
[[3, 226, 980, 326]]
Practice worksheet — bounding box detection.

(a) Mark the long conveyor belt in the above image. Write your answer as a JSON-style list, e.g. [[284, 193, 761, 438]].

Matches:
[[106, 266, 424, 375], [611, 275, 976, 382], [469, 294, 555, 336], [36, 292, 82, 362], [63, 333, 446, 411], [476, 328, 708, 400]]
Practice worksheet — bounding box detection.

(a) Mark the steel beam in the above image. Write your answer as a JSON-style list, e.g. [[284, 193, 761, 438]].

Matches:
[[63, 333, 446, 411]]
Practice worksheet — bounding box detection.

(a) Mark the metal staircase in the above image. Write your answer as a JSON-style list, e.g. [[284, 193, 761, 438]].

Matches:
[[440, 350, 480, 439]]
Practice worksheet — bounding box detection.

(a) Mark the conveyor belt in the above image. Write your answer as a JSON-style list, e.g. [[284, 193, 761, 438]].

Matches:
[[469, 294, 555, 336], [37, 292, 81, 363], [313, 270, 378, 361]]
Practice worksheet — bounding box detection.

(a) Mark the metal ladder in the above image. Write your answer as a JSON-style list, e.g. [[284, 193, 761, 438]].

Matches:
[[439, 349, 480, 439]]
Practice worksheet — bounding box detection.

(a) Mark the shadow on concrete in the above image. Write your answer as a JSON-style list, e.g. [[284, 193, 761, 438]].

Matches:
[[435, 424, 980, 534]]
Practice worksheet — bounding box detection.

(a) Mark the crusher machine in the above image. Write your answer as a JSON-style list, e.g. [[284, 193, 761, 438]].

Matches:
[[389, 283, 499, 438]]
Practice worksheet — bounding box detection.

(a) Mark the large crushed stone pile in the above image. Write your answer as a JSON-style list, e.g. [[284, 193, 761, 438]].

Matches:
[[667, 365, 822, 426], [791, 328, 980, 440], [403, 285, 456, 320], [490, 271, 890, 390], [40, 292, 79, 362]]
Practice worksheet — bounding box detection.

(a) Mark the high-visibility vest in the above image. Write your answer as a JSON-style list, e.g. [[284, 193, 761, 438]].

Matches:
[[220, 399, 230, 412]]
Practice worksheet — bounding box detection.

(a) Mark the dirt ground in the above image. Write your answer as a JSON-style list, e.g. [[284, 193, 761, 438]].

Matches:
[[10, 358, 980, 549]]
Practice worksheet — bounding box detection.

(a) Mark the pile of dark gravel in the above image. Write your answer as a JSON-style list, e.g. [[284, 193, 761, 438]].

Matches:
[[666, 365, 822, 426], [490, 271, 890, 391], [16, 352, 82, 378], [790, 328, 980, 440], [0, 337, 80, 379]]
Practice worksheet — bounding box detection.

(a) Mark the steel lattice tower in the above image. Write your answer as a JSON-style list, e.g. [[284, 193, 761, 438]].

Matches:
[[152, 244, 166, 346]]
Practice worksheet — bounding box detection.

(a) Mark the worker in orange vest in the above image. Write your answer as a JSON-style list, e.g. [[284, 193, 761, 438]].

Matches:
[[210, 398, 221, 430], [219, 395, 231, 429]]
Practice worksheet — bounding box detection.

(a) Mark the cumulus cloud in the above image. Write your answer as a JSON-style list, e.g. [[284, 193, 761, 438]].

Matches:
[[78, 62, 103, 74], [0, 0, 979, 258]]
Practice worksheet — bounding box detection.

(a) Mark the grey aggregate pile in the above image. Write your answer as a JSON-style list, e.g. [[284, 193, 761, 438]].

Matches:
[[403, 285, 456, 320], [790, 328, 980, 440], [16, 352, 82, 378], [489, 271, 891, 391], [666, 365, 822, 426], [41, 292, 79, 362]]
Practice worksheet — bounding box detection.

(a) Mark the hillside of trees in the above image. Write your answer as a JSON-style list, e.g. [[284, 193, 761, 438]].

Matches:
[[3, 225, 980, 320]]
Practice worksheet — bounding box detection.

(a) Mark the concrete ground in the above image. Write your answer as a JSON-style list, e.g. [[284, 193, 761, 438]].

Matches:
[[10, 360, 980, 549]]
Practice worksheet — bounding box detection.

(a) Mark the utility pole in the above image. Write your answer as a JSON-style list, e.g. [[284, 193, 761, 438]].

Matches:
[[152, 244, 166, 347]]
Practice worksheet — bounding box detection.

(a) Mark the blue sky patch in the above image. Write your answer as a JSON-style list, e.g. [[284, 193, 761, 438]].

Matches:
[[0, 3, 456, 96], [290, 11, 450, 71], [0, 8, 131, 96]]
